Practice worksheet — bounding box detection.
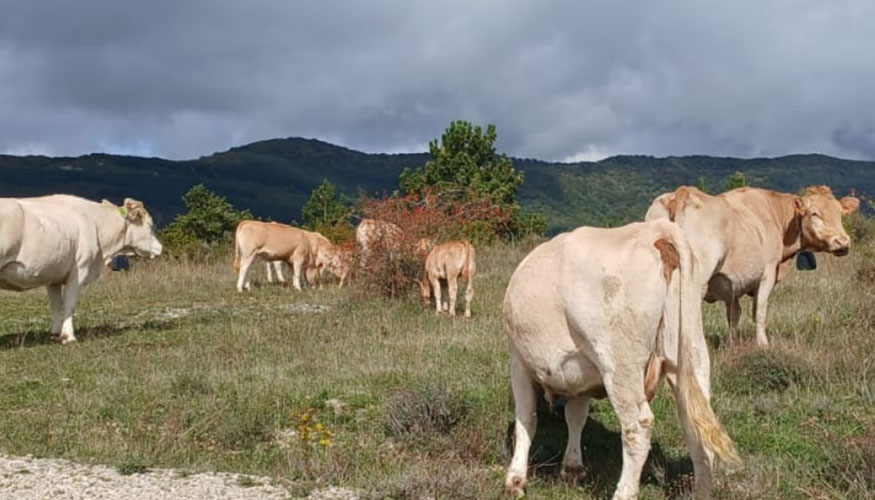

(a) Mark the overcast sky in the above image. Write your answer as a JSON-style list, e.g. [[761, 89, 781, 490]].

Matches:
[[1, 0, 873, 161]]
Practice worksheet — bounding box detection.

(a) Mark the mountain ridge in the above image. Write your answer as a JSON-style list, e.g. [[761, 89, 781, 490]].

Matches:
[[1, 137, 872, 231]]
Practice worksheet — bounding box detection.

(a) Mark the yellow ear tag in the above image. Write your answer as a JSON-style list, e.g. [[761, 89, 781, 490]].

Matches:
[[118, 206, 128, 218]]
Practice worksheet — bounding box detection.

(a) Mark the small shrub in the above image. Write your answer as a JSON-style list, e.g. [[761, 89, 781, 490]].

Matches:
[[720, 348, 820, 394], [117, 457, 150, 475], [382, 384, 470, 442]]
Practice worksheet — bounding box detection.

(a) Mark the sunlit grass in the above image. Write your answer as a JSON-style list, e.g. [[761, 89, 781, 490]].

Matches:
[[0, 238, 873, 499]]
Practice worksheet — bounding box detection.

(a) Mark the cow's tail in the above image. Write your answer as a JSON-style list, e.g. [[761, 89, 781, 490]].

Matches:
[[670, 226, 741, 468], [233, 229, 242, 271]]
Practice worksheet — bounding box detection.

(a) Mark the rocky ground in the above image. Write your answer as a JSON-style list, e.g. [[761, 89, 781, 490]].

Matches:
[[0, 454, 360, 500]]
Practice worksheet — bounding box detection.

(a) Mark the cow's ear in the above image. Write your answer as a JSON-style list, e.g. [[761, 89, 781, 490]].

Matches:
[[123, 198, 146, 223], [840, 196, 860, 215], [793, 197, 806, 216]]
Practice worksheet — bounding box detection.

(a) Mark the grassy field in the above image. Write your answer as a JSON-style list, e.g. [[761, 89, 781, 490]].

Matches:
[[1, 236, 874, 499]]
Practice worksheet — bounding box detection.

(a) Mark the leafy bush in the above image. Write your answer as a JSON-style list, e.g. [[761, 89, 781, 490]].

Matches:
[[159, 184, 252, 256]]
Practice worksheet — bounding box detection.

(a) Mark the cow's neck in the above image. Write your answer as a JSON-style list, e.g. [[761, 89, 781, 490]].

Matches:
[[776, 196, 803, 261], [95, 206, 130, 259]]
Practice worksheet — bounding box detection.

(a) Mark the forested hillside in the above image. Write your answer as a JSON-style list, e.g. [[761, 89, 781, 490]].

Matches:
[[1, 138, 872, 232]]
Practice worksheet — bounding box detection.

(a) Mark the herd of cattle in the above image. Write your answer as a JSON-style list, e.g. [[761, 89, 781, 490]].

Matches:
[[0, 184, 861, 499]]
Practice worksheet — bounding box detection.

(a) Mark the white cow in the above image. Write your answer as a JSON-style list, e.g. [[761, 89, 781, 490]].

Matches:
[[0, 195, 163, 344], [504, 220, 739, 500]]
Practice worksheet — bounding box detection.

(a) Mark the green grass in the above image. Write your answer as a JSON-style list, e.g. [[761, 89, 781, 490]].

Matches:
[[1, 240, 874, 499]]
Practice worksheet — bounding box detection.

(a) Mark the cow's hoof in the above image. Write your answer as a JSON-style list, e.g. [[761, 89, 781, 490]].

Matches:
[[60, 337, 77, 345], [505, 475, 526, 498], [560, 463, 585, 484]]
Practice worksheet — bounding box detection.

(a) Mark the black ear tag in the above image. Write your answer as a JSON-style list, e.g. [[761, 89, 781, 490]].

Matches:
[[796, 251, 817, 271]]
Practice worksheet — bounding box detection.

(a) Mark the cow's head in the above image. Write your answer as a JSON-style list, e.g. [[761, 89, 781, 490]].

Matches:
[[795, 186, 859, 256], [121, 198, 163, 258], [414, 277, 431, 304]]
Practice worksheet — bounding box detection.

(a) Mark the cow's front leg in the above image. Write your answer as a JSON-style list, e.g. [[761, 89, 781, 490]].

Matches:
[[47, 284, 64, 336], [754, 268, 777, 347], [59, 275, 81, 344], [290, 257, 303, 291]]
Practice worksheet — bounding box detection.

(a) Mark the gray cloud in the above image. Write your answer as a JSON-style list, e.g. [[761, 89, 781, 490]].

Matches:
[[1, 0, 873, 160]]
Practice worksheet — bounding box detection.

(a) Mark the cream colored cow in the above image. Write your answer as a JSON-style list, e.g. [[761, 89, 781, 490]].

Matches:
[[417, 240, 476, 317], [0, 195, 162, 344], [646, 185, 859, 346], [233, 220, 313, 291], [504, 220, 739, 500]]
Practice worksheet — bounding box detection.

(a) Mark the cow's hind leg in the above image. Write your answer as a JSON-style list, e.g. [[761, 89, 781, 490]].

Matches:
[[289, 254, 304, 291], [725, 296, 741, 345], [236, 253, 256, 292], [506, 353, 537, 497], [561, 395, 591, 483], [47, 284, 64, 336], [754, 268, 777, 347], [463, 276, 474, 318], [430, 275, 442, 315], [604, 371, 653, 500]]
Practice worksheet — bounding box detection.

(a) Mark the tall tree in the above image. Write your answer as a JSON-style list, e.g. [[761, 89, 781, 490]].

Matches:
[[159, 184, 251, 250], [400, 120, 523, 205]]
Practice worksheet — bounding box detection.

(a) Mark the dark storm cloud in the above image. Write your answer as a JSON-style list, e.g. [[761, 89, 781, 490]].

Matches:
[[1, 0, 874, 160]]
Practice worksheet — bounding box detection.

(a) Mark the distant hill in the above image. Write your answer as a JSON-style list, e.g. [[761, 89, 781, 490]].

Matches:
[[1, 138, 872, 232]]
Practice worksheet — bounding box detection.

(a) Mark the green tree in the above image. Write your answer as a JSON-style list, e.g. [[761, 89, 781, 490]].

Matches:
[[399, 120, 544, 238], [301, 179, 352, 243], [724, 171, 749, 192], [301, 179, 348, 229], [160, 184, 252, 252], [400, 120, 523, 206]]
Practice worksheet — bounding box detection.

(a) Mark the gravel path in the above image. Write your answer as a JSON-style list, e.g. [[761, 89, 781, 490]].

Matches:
[[0, 454, 292, 500]]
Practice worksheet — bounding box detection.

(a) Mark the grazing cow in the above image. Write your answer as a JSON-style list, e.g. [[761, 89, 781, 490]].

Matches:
[[234, 221, 313, 292], [504, 220, 739, 500], [646, 185, 859, 346], [0, 195, 163, 344], [417, 240, 476, 317], [355, 219, 402, 265]]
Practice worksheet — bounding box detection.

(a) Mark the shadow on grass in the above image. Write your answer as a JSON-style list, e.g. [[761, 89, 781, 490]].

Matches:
[[0, 319, 177, 350], [506, 399, 695, 499]]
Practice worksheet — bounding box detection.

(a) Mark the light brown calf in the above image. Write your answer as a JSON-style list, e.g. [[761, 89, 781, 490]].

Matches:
[[417, 240, 476, 317]]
